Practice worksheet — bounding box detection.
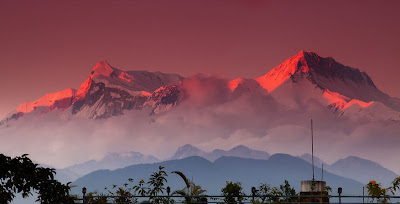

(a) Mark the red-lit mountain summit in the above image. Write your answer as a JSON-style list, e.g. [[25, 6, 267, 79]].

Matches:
[[2, 51, 400, 124], [254, 51, 399, 112]]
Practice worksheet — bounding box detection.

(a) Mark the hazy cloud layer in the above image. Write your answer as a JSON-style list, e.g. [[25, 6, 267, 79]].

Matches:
[[0, 76, 399, 175]]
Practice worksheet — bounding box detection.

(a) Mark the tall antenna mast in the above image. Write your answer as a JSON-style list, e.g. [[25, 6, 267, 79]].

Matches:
[[322, 163, 324, 180], [311, 119, 315, 181]]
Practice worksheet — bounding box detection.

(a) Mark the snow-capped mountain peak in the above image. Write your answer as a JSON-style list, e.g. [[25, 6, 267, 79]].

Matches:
[[255, 51, 377, 95], [254, 50, 317, 92], [252, 51, 400, 114], [91, 60, 115, 77]]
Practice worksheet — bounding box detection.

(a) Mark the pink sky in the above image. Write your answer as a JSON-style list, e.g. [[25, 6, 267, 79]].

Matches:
[[0, 0, 399, 118]]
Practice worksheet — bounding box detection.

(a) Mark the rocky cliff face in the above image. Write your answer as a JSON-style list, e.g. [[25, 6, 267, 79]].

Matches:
[[145, 85, 181, 115], [70, 81, 150, 119]]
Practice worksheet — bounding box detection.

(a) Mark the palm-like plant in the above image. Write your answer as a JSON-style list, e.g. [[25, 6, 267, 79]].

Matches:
[[172, 171, 206, 203]]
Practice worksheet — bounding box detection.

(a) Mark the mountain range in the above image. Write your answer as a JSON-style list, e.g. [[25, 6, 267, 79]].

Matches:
[[71, 155, 365, 196], [167, 145, 398, 186], [2, 51, 400, 123], [55, 144, 398, 188], [55, 144, 270, 183]]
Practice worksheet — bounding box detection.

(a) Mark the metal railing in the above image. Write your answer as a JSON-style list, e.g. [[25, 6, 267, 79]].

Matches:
[[72, 191, 400, 204]]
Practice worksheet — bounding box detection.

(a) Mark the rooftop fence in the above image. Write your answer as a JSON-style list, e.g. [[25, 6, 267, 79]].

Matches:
[[73, 188, 400, 204]]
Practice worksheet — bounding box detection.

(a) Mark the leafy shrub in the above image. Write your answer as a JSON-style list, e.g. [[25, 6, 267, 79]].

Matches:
[[366, 177, 400, 203]]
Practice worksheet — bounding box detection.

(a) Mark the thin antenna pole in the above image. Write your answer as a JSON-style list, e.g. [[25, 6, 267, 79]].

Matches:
[[311, 119, 315, 181], [322, 163, 324, 180]]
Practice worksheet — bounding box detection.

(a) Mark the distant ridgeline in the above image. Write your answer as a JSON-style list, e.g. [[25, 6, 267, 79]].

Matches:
[[65, 145, 398, 196]]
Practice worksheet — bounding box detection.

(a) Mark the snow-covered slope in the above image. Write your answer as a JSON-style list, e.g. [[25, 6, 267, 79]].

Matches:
[[1, 88, 77, 124], [16, 88, 77, 114]]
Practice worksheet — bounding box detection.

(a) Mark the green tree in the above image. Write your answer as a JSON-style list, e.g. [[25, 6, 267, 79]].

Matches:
[[171, 171, 206, 203], [392, 177, 400, 192], [268, 187, 283, 203], [148, 166, 169, 203], [0, 153, 73, 204], [133, 178, 149, 196], [106, 178, 138, 203], [253, 183, 271, 203], [279, 180, 297, 203], [253, 181, 297, 204], [221, 181, 245, 204]]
